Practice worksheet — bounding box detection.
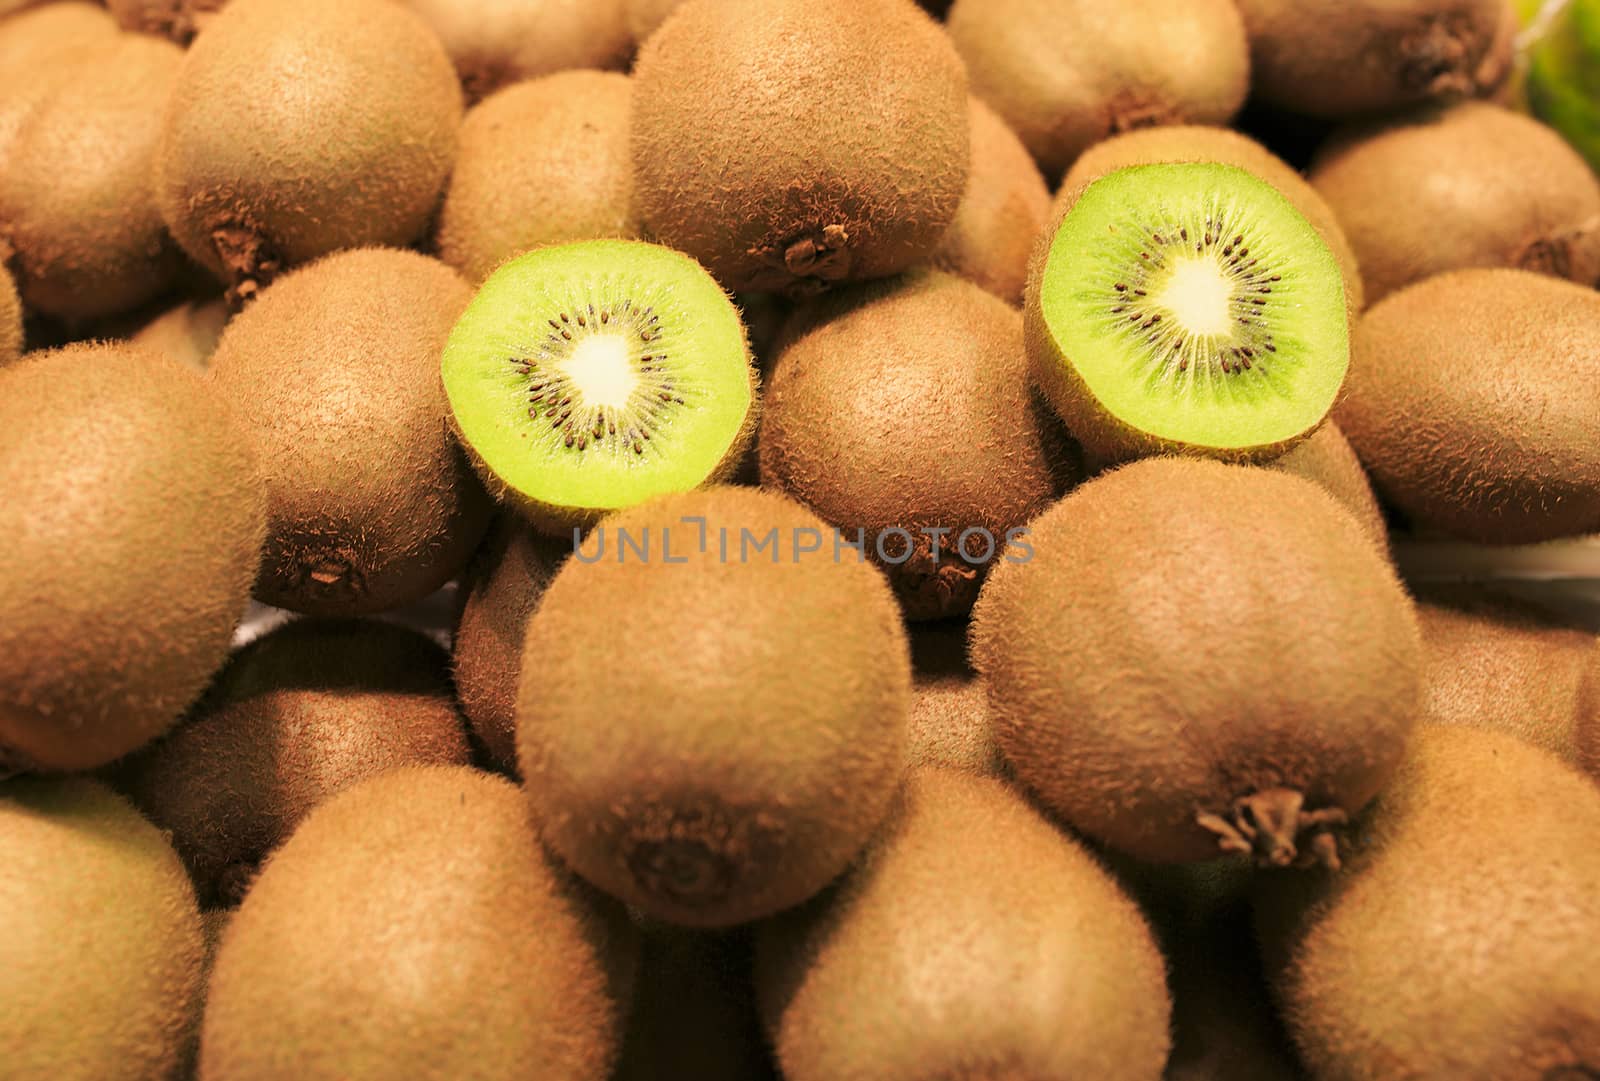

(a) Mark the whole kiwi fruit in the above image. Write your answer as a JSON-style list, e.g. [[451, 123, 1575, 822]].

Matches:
[[0, 342, 265, 773], [0, 32, 184, 322], [1336, 268, 1600, 543], [399, 0, 631, 104], [755, 768, 1172, 1081], [105, 0, 225, 43], [155, 0, 462, 304], [207, 247, 491, 616], [0, 261, 19, 365], [517, 486, 912, 927], [1, 777, 205, 1081], [1269, 420, 1387, 548], [947, 0, 1250, 179], [927, 97, 1052, 305], [1232, 0, 1508, 117], [759, 271, 1078, 621], [113, 619, 472, 907], [0, 3, 118, 163], [631, 0, 970, 295], [624, 0, 684, 43], [1310, 102, 1600, 304], [434, 70, 638, 284], [200, 766, 638, 1081], [1256, 725, 1600, 1079], [972, 458, 1422, 867], [905, 621, 1004, 777], [453, 517, 567, 774]]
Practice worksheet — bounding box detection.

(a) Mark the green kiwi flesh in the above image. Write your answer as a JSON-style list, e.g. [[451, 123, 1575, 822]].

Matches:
[[972, 458, 1421, 866], [113, 619, 471, 907], [442, 239, 757, 534], [0, 342, 265, 773], [755, 768, 1172, 1081], [200, 766, 638, 1081], [1, 777, 205, 1081], [516, 486, 911, 927], [1026, 162, 1349, 464]]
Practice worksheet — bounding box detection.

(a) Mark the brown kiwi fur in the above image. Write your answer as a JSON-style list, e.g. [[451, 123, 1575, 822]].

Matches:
[[0, 342, 265, 773], [516, 486, 911, 927], [155, 0, 462, 305], [1232, 0, 1507, 117], [972, 458, 1422, 867], [631, 0, 969, 295], [452, 517, 567, 775], [755, 768, 1172, 1081], [1336, 268, 1600, 544], [0, 33, 185, 321], [927, 96, 1052, 305], [1578, 643, 1600, 784], [434, 70, 639, 284], [1, 777, 205, 1081], [947, 0, 1249, 180], [1255, 725, 1600, 1079], [112, 619, 471, 908], [1310, 102, 1600, 304], [0, 3, 118, 160], [400, 0, 632, 105], [624, 0, 685, 43], [1055, 124, 1366, 317], [105, 0, 225, 43], [0, 261, 19, 366], [207, 248, 492, 616], [200, 766, 639, 1081], [759, 271, 1080, 621], [129, 295, 229, 372], [905, 620, 1005, 777], [1270, 420, 1387, 550]]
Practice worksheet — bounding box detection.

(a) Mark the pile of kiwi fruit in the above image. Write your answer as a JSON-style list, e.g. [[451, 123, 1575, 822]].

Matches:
[[5, 0, 1600, 1077]]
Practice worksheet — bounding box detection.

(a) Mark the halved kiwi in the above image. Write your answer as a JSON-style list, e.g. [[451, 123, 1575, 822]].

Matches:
[[1025, 161, 1349, 463], [442, 239, 758, 533]]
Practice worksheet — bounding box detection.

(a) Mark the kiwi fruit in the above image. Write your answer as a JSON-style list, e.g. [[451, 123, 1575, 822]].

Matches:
[[0, 342, 265, 773], [1336, 268, 1600, 544], [755, 768, 1173, 1081], [947, 0, 1250, 180], [624, 0, 685, 43], [112, 618, 472, 907], [760, 271, 1077, 620], [200, 766, 638, 1081], [441, 239, 758, 534], [0, 261, 19, 365], [1270, 419, 1388, 548], [129, 295, 229, 372], [399, 0, 632, 104], [1232, 0, 1508, 117], [926, 97, 1052, 305], [1577, 642, 1600, 783], [434, 70, 639, 284], [516, 486, 911, 927], [905, 621, 1004, 777], [453, 516, 567, 774], [1025, 162, 1351, 465], [106, 0, 225, 43], [630, 0, 969, 295], [1255, 725, 1600, 1079], [0, 32, 184, 322], [208, 247, 491, 615], [0, 3, 119, 159], [1056, 124, 1366, 317], [155, 0, 462, 304], [1, 777, 204, 1081], [972, 458, 1422, 867]]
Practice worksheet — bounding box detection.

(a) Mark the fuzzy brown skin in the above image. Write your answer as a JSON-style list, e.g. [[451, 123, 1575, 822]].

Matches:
[[517, 486, 911, 927], [452, 517, 567, 774], [948, 0, 1249, 180], [1233, 0, 1506, 117], [208, 248, 491, 616], [1336, 269, 1600, 544], [0, 343, 265, 773], [113, 619, 471, 908], [130, 296, 229, 372], [624, 0, 685, 43], [155, 0, 461, 305], [928, 97, 1052, 306], [1270, 421, 1388, 550], [1, 778, 204, 1081], [435, 71, 639, 284], [0, 262, 19, 366], [631, 0, 969, 296], [905, 621, 1005, 778], [0, 34, 184, 322], [760, 272, 1079, 621], [0, 6, 118, 175], [1310, 102, 1600, 305], [200, 767, 637, 1081], [400, 0, 631, 105], [972, 459, 1421, 867], [756, 769, 1172, 1081], [105, 0, 226, 43], [1056, 124, 1366, 317], [1578, 645, 1600, 784], [1256, 725, 1600, 1079]]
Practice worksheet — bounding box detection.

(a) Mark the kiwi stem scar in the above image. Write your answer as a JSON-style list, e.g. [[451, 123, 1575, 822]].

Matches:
[[1196, 788, 1349, 870]]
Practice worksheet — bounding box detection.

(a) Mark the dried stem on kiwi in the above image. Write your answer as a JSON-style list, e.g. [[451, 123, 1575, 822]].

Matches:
[[620, 800, 768, 911], [1196, 788, 1349, 870], [1398, 14, 1482, 98], [746, 225, 854, 297], [212, 224, 283, 309], [1516, 214, 1600, 279]]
